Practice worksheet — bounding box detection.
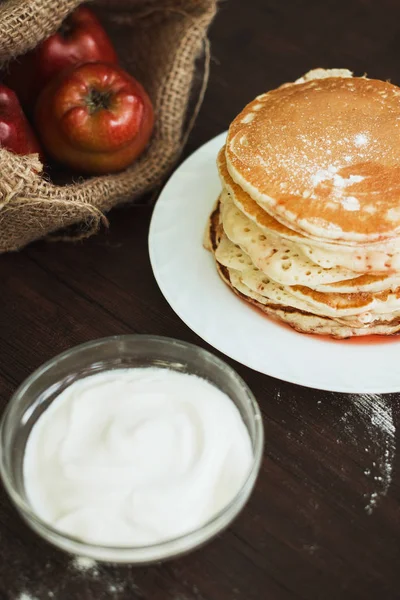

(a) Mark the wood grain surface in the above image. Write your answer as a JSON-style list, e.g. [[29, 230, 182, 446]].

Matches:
[[0, 1, 399, 598]]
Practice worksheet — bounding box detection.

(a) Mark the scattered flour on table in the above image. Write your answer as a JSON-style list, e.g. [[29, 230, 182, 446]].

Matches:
[[68, 556, 134, 596], [347, 393, 396, 514], [108, 583, 125, 593], [15, 556, 133, 599], [71, 556, 99, 575]]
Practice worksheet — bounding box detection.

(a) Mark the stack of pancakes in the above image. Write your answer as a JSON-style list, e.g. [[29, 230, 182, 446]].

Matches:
[[207, 69, 400, 338]]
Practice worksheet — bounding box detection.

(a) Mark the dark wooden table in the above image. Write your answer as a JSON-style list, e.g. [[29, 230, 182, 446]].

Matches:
[[1, 1, 400, 598]]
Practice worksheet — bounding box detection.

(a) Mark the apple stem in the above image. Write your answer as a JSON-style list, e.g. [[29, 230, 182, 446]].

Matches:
[[86, 89, 112, 114]]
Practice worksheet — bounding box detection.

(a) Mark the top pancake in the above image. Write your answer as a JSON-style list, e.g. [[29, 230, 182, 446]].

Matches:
[[226, 76, 400, 244]]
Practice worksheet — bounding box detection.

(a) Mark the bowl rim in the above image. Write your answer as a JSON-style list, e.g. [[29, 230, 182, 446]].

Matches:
[[0, 334, 264, 559]]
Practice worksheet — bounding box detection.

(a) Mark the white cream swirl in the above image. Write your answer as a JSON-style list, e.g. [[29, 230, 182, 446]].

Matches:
[[24, 368, 253, 546]]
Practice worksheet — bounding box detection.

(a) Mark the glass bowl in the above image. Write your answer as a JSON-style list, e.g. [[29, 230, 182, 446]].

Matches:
[[0, 335, 263, 563]]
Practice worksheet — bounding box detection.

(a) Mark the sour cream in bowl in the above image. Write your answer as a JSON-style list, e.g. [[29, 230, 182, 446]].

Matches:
[[0, 335, 263, 563]]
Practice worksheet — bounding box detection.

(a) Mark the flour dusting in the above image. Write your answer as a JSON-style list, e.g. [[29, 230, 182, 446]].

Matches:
[[348, 393, 396, 514], [71, 556, 99, 574], [14, 556, 134, 599], [341, 196, 360, 211], [108, 583, 125, 594], [354, 133, 368, 147]]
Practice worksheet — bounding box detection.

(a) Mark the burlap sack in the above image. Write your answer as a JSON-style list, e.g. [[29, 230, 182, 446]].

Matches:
[[0, 0, 217, 252]]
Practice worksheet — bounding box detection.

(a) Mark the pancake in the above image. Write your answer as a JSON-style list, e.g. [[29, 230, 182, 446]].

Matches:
[[216, 231, 400, 294], [225, 74, 400, 244], [295, 68, 354, 83], [316, 273, 400, 294], [207, 202, 400, 337], [216, 224, 400, 320], [218, 147, 400, 273], [229, 268, 400, 335], [289, 284, 400, 318], [219, 190, 360, 286]]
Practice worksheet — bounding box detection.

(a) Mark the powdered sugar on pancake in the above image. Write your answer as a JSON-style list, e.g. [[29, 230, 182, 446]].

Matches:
[[226, 73, 400, 242]]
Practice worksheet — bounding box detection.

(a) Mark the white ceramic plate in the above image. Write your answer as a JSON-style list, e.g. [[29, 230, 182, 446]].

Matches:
[[149, 132, 400, 393]]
